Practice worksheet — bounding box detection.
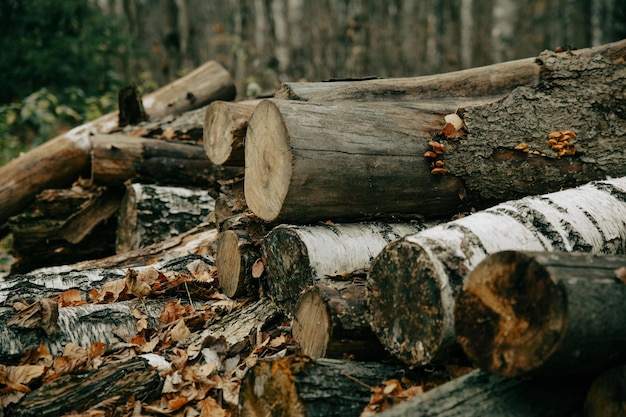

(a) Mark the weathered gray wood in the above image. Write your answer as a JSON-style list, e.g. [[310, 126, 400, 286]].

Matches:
[[456, 250, 626, 377], [376, 369, 590, 417], [368, 177, 626, 367]]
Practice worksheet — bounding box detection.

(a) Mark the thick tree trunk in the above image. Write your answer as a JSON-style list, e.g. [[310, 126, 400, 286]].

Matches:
[[456, 250, 626, 377], [0, 60, 236, 227], [215, 229, 261, 298], [203, 100, 261, 166], [376, 369, 590, 417], [115, 183, 215, 253], [9, 358, 162, 417], [368, 177, 626, 367], [91, 134, 242, 188], [245, 40, 626, 224], [275, 56, 539, 102], [292, 282, 386, 360], [261, 222, 426, 313], [584, 364, 626, 417], [8, 186, 122, 274], [238, 355, 413, 417]]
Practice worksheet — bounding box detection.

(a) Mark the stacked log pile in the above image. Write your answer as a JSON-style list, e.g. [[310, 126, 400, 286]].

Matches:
[[0, 39, 625, 416]]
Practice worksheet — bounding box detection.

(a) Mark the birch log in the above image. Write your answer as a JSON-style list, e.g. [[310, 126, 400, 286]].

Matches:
[[456, 250, 626, 377], [368, 177, 626, 366], [261, 222, 426, 313], [203, 100, 261, 166], [292, 282, 387, 360], [376, 369, 590, 417], [0, 60, 235, 226], [246, 40, 626, 224], [116, 183, 215, 253]]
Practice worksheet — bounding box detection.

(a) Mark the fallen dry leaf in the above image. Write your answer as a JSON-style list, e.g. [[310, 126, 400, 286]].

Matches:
[[614, 266, 626, 283], [58, 289, 84, 307]]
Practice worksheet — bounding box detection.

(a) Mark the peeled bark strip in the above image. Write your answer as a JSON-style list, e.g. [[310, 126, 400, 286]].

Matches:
[[216, 230, 261, 298], [292, 282, 386, 360], [238, 355, 412, 417], [204, 100, 261, 166], [247, 40, 626, 224], [0, 60, 235, 226], [262, 222, 426, 313], [116, 183, 215, 253], [275, 56, 539, 102], [584, 365, 626, 417], [376, 369, 589, 417], [91, 134, 242, 188], [368, 177, 626, 367], [456, 250, 626, 377]]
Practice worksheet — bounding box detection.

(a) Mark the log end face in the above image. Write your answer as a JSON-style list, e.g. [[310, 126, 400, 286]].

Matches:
[[455, 251, 566, 377], [293, 288, 332, 358], [367, 239, 447, 366], [204, 101, 235, 165], [245, 100, 292, 222], [216, 230, 243, 298]]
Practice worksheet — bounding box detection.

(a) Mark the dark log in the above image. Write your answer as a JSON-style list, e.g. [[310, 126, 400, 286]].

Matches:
[[292, 282, 387, 360], [0, 60, 236, 227], [376, 369, 590, 417], [204, 100, 261, 166], [238, 355, 414, 417], [215, 230, 261, 298], [90, 134, 243, 188], [261, 222, 426, 313], [246, 40, 626, 223], [368, 177, 626, 367], [115, 183, 215, 253], [455, 250, 626, 377], [118, 85, 148, 127], [8, 358, 162, 417], [8, 186, 123, 274], [584, 364, 626, 417]]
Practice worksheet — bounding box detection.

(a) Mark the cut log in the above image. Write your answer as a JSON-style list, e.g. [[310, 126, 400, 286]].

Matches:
[[367, 176, 626, 367], [238, 355, 414, 417], [204, 100, 261, 166], [292, 282, 387, 360], [261, 222, 427, 313], [455, 250, 626, 377], [91, 134, 243, 188], [0, 60, 236, 227], [9, 357, 161, 417], [376, 369, 590, 417], [274, 40, 621, 103], [8, 186, 123, 274], [115, 183, 215, 253], [215, 230, 261, 298], [584, 364, 626, 417], [246, 40, 626, 223]]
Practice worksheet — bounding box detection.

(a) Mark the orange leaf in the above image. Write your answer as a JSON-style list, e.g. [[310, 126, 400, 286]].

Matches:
[[57, 289, 83, 307]]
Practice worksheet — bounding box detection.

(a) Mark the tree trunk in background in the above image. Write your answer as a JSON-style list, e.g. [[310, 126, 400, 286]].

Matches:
[[111, 0, 624, 99]]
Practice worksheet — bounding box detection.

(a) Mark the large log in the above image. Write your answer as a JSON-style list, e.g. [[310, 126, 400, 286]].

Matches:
[[238, 355, 414, 417], [91, 134, 242, 188], [292, 282, 387, 360], [203, 100, 261, 166], [0, 60, 236, 227], [367, 177, 626, 367], [376, 369, 590, 417], [115, 183, 215, 253], [261, 222, 426, 313], [455, 250, 626, 377], [245, 40, 626, 224]]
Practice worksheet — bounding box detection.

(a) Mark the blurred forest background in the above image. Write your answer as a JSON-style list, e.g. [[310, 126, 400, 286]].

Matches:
[[1, 0, 625, 166]]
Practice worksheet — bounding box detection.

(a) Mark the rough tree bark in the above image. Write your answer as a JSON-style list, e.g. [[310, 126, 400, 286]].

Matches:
[[368, 177, 626, 367], [292, 282, 387, 360], [455, 250, 626, 377], [0, 60, 236, 227], [115, 183, 215, 253], [91, 134, 242, 188], [238, 355, 414, 417], [376, 369, 590, 417], [203, 100, 261, 166], [245, 40, 626, 224], [261, 222, 426, 313]]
